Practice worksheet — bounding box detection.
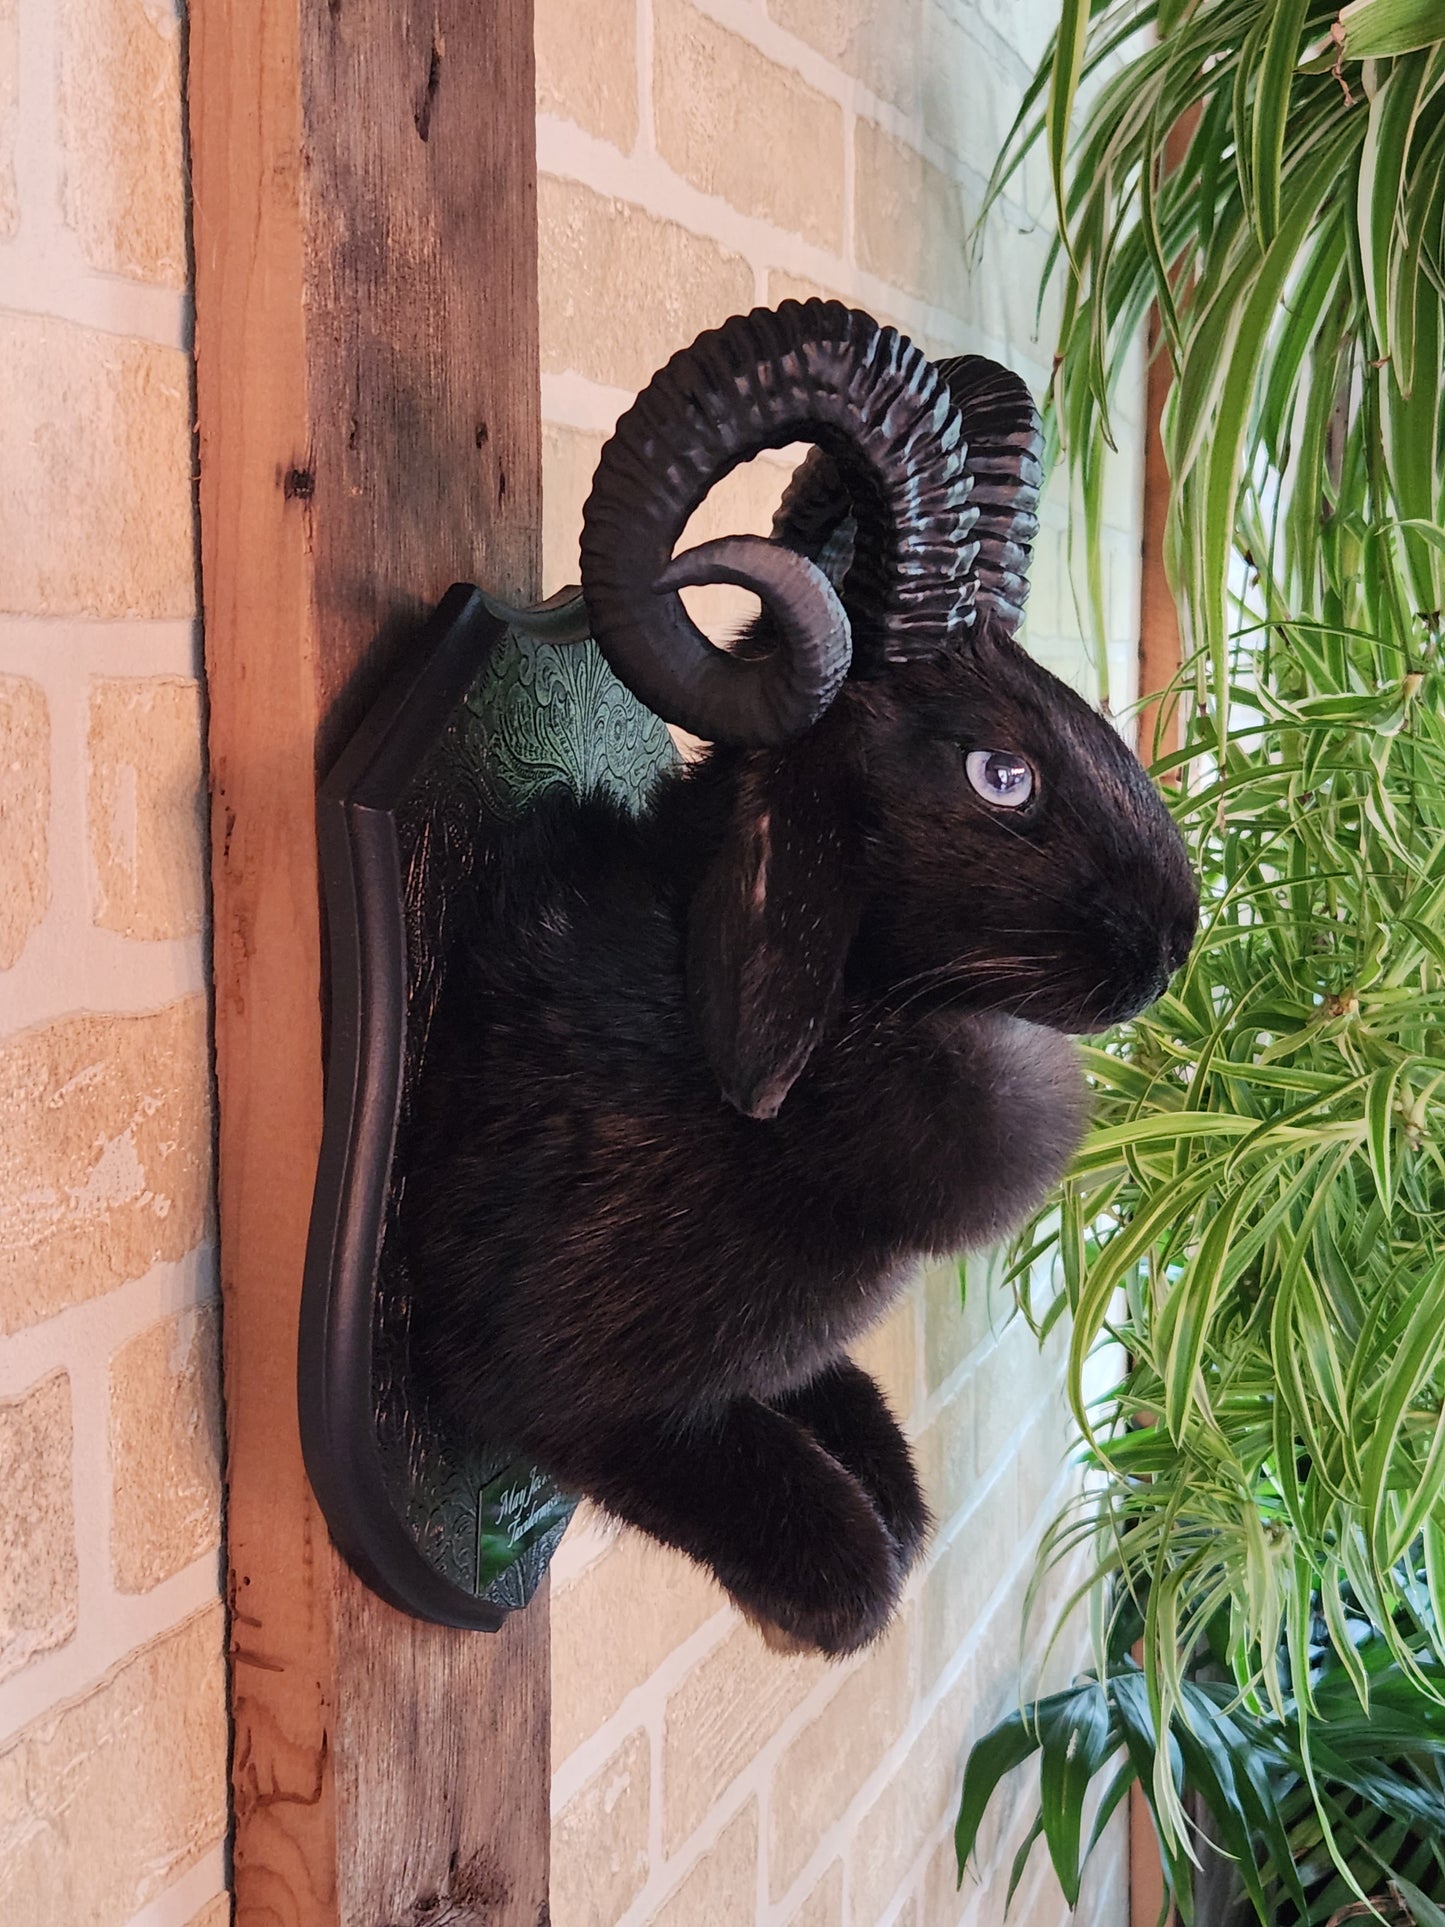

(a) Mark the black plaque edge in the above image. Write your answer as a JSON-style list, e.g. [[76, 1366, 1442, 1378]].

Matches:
[[300, 583, 509, 1630]]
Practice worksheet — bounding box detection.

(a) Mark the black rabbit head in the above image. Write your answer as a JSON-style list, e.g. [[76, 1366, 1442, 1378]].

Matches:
[[580, 301, 1199, 1118], [844, 625, 1199, 1033]]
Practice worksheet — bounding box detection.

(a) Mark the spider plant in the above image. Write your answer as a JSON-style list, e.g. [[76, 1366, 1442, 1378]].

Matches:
[[1009, 0, 1445, 744], [954, 0, 1445, 1914]]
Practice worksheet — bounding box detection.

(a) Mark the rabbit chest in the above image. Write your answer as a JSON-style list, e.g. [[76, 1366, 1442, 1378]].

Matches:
[[408, 824, 1087, 1436]]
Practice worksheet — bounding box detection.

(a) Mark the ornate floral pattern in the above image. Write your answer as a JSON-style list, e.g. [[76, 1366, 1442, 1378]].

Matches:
[[371, 625, 677, 1612]]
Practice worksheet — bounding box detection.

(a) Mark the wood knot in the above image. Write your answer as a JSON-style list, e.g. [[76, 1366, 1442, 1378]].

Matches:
[[416, 35, 444, 141]]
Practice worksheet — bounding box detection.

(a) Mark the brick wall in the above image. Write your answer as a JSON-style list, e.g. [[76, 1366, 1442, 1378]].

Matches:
[[535, 2, 1143, 1922], [0, 3, 228, 1924]]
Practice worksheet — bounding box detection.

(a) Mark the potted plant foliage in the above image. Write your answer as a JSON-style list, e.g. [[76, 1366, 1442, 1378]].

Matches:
[[955, 1, 1445, 1919]]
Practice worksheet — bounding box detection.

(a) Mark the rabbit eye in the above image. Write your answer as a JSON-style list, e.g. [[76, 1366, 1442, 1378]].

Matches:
[[965, 749, 1035, 809]]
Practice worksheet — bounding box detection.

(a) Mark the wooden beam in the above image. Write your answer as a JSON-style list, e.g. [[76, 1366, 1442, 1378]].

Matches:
[[1136, 106, 1200, 775], [188, 4, 548, 1921], [1137, 303, 1185, 769], [1131, 102, 1202, 1927]]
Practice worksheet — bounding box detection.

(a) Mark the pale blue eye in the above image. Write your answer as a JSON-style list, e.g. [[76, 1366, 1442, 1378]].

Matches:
[[965, 749, 1034, 808]]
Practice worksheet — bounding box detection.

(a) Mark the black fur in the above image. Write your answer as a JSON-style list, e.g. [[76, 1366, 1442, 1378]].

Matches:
[[406, 620, 1197, 1655]]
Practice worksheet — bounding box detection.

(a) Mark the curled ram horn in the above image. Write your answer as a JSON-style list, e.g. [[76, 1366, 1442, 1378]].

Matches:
[[769, 352, 1044, 650], [579, 300, 978, 745], [933, 355, 1045, 637]]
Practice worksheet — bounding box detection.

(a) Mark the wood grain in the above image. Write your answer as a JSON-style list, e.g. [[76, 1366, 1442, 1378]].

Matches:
[[1131, 106, 1202, 1927], [189, 3, 547, 1921], [1138, 301, 1185, 770], [1136, 106, 1200, 775]]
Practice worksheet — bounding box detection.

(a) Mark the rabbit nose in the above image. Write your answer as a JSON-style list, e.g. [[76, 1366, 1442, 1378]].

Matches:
[[1092, 906, 1183, 1021]]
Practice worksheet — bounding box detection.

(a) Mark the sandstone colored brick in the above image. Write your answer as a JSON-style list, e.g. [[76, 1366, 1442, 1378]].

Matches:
[[921, 1481, 1015, 1688], [993, 221, 1059, 362], [652, 1799, 757, 1927], [655, 0, 843, 249], [1023, 524, 1067, 641], [852, 1282, 919, 1423], [767, 0, 924, 116], [1072, 1802, 1128, 1922], [553, 1529, 724, 1767], [767, 270, 854, 315], [536, 0, 637, 151], [0, 311, 196, 619], [1005, 1838, 1075, 1927], [0, 0, 16, 238], [0, 1373, 77, 1685], [923, 1254, 973, 1394], [854, 120, 972, 319], [0, 1605, 228, 1924], [972, 1313, 1047, 1484], [914, 12, 1011, 174], [541, 425, 794, 642], [0, 676, 49, 969], [764, 273, 921, 358], [1107, 540, 1140, 652], [915, 1384, 974, 1527], [663, 1620, 827, 1853], [543, 424, 608, 598], [110, 1301, 223, 1591], [925, 1831, 969, 1926], [88, 676, 207, 940], [57, 0, 187, 285], [769, 1606, 914, 1897], [849, 1659, 975, 1925], [539, 177, 754, 394], [970, 1563, 1035, 1732], [0, 998, 212, 1333], [551, 1728, 649, 1927], [1103, 436, 1144, 542], [675, 446, 795, 649], [1012, 1399, 1073, 1546], [187, 1897, 231, 1927], [786, 1859, 842, 1927]]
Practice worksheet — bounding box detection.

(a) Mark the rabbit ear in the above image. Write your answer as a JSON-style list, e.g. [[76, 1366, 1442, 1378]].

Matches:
[[687, 722, 863, 1120]]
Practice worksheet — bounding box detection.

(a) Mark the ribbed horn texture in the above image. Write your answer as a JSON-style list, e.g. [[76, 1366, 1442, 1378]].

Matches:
[[933, 356, 1044, 636], [771, 352, 1045, 644], [580, 300, 977, 745]]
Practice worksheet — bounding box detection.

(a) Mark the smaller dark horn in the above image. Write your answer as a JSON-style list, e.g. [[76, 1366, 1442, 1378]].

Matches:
[[652, 537, 851, 742]]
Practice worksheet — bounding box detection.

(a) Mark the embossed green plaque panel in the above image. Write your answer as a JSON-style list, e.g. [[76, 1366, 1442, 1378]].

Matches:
[[304, 589, 675, 1626]]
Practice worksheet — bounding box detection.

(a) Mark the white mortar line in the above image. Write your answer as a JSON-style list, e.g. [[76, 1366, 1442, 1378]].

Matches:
[[0, 1243, 219, 1401], [124, 1840, 229, 1927], [0, 263, 193, 352], [0, 1547, 223, 1745], [551, 1599, 736, 1813], [540, 369, 637, 438], [0, 611, 210, 1026], [535, 126, 1055, 393], [0, 615, 203, 675], [0, 930, 211, 1031], [4, 0, 191, 352], [536, 115, 850, 296]]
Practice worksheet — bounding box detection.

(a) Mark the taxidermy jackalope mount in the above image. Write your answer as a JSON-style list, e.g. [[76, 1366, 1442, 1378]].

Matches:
[[397, 300, 1198, 1655], [304, 299, 1197, 1647]]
